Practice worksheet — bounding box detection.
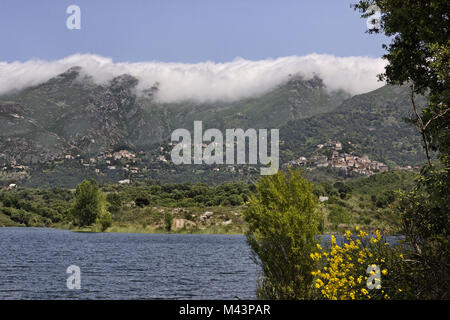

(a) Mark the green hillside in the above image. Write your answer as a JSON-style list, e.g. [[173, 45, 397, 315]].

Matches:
[[0, 67, 427, 187], [280, 85, 427, 166]]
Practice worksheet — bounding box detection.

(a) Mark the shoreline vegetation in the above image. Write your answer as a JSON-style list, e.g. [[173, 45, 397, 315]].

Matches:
[[54, 206, 248, 235], [0, 170, 416, 235]]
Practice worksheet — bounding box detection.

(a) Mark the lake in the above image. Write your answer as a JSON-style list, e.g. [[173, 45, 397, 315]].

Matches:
[[0, 228, 259, 299]]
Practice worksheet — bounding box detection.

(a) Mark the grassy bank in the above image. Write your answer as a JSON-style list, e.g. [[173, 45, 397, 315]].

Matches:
[[50, 205, 247, 235], [0, 171, 417, 234]]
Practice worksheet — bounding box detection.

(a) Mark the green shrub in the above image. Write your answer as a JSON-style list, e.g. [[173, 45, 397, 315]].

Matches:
[[106, 193, 122, 213], [70, 179, 107, 227], [164, 213, 173, 232], [328, 206, 353, 224], [96, 210, 112, 232], [243, 169, 323, 299]]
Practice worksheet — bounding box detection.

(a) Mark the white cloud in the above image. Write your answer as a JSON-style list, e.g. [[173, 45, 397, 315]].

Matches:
[[0, 53, 386, 103]]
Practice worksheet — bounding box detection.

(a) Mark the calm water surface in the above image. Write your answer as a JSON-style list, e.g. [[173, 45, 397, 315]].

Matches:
[[0, 227, 259, 299]]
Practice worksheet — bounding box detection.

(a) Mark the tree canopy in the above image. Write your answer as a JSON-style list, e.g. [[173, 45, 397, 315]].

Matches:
[[70, 179, 107, 227], [354, 0, 449, 298]]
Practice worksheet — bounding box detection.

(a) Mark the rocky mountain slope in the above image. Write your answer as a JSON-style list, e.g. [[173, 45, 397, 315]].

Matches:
[[0, 67, 426, 187]]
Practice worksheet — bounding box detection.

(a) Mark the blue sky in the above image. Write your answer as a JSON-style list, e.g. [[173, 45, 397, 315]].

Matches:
[[0, 0, 387, 63]]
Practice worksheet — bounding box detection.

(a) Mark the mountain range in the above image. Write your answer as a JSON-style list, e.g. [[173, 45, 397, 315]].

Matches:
[[0, 67, 426, 187]]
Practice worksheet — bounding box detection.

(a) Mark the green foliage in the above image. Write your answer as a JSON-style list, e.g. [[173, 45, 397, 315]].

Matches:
[[106, 192, 122, 213], [0, 188, 71, 225], [70, 179, 107, 227], [0, 180, 252, 232], [397, 167, 450, 298], [103, 181, 251, 208], [243, 169, 323, 299], [0, 211, 19, 226], [0, 206, 50, 227], [353, 1, 449, 168], [346, 170, 415, 195], [96, 210, 112, 232], [0, 171, 417, 233], [311, 170, 416, 230], [354, 0, 450, 299], [164, 213, 173, 232], [353, 0, 448, 93], [328, 206, 353, 225]]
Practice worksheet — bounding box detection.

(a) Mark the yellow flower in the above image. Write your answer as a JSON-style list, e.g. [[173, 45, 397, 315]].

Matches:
[[376, 229, 382, 240], [331, 235, 336, 245], [315, 279, 324, 288], [382, 269, 388, 275], [314, 229, 391, 300]]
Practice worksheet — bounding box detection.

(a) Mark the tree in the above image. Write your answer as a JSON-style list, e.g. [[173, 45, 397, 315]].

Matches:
[[243, 170, 323, 299], [353, 0, 449, 298], [353, 0, 449, 164], [70, 179, 107, 227], [106, 192, 122, 213], [164, 212, 173, 232], [97, 210, 112, 232], [135, 197, 150, 207]]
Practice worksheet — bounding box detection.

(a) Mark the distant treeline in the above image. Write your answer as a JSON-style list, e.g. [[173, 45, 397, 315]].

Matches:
[[0, 181, 254, 227]]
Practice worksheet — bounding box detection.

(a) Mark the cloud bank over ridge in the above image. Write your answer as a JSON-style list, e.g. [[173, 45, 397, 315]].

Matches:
[[0, 54, 386, 103]]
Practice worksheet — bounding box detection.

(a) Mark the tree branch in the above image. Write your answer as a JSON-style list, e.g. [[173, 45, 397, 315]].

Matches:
[[410, 88, 433, 167]]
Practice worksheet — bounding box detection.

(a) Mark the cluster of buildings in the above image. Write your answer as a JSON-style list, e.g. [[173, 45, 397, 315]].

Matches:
[[317, 140, 343, 151], [64, 149, 142, 177], [282, 140, 389, 176], [71, 149, 138, 164]]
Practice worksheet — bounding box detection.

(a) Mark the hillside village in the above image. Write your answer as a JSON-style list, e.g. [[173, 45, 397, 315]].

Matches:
[[282, 140, 391, 176], [2, 137, 418, 188]]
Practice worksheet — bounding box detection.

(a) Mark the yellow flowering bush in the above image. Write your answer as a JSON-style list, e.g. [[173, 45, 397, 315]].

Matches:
[[311, 228, 403, 300]]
